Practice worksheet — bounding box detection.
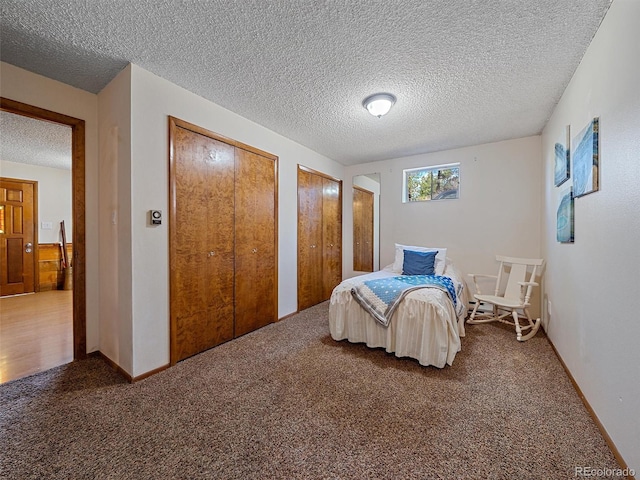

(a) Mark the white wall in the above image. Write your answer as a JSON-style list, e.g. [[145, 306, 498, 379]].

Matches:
[[127, 64, 344, 376], [541, 0, 640, 470], [0, 62, 100, 352], [344, 136, 543, 286], [0, 160, 72, 244], [97, 65, 133, 374]]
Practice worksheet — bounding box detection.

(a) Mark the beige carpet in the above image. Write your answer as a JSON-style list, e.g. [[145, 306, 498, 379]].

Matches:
[[0, 302, 623, 479]]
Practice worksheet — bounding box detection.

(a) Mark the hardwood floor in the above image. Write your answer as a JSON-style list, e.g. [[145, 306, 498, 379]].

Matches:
[[0, 290, 73, 384]]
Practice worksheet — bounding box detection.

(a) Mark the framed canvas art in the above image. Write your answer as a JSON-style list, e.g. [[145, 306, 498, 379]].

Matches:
[[557, 187, 574, 243], [554, 125, 570, 187], [572, 117, 599, 198]]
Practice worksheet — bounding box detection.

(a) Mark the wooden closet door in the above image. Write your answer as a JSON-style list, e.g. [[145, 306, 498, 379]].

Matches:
[[322, 177, 342, 299], [234, 149, 277, 337], [297, 168, 323, 310], [170, 123, 235, 364]]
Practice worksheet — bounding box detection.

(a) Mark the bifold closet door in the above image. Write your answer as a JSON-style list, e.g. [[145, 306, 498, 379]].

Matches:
[[234, 149, 277, 337], [297, 168, 324, 310], [322, 178, 342, 299], [170, 123, 235, 364], [297, 167, 342, 310]]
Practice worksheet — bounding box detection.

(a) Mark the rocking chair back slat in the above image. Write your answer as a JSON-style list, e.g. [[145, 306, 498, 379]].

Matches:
[[494, 260, 504, 296], [504, 263, 528, 301]]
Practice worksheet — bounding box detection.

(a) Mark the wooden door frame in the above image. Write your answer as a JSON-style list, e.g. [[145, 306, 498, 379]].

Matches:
[[1, 97, 87, 360]]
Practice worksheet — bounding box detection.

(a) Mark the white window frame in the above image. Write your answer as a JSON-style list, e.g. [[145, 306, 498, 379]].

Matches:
[[402, 162, 460, 203]]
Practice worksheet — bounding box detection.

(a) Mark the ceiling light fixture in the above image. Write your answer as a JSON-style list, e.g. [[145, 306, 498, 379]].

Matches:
[[363, 93, 396, 118]]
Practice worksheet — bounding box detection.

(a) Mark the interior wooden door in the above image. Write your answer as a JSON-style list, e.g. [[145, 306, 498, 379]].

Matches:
[[322, 177, 342, 299], [0, 178, 37, 296], [234, 148, 277, 337], [297, 167, 323, 310], [353, 186, 373, 272], [170, 121, 235, 364]]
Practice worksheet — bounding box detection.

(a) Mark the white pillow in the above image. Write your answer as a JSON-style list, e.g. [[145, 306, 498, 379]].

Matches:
[[393, 244, 447, 275]]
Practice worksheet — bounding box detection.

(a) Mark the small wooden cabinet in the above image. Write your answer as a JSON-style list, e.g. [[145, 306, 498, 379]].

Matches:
[[297, 166, 342, 310], [169, 117, 277, 364]]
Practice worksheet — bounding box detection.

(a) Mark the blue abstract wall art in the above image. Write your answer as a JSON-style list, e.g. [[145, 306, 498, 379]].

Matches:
[[554, 125, 570, 187], [557, 187, 574, 243], [572, 117, 599, 197]]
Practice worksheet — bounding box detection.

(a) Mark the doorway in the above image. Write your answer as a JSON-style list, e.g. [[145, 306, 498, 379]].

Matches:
[[353, 173, 380, 272], [0, 97, 86, 382]]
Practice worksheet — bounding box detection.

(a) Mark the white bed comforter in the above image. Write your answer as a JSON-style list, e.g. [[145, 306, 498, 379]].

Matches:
[[329, 263, 468, 368]]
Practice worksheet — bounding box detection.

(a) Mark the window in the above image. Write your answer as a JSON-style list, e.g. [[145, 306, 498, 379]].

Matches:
[[402, 163, 460, 203]]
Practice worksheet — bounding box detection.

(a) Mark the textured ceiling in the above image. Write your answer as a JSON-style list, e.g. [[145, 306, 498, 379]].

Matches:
[[0, 0, 611, 165], [0, 111, 72, 170]]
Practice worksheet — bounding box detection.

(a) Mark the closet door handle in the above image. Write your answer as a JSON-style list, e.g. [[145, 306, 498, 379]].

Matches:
[[207, 251, 215, 257], [252, 248, 258, 254]]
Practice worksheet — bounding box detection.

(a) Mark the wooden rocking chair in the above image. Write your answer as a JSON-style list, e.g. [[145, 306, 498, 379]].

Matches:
[[467, 255, 544, 341]]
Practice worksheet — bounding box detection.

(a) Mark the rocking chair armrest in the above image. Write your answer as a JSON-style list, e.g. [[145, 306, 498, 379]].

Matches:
[[517, 281, 539, 287]]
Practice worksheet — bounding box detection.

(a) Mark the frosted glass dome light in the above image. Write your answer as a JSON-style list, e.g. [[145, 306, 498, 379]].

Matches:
[[363, 93, 396, 117]]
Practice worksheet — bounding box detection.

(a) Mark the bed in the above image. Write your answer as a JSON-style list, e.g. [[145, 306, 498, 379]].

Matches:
[[329, 245, 469, 368]]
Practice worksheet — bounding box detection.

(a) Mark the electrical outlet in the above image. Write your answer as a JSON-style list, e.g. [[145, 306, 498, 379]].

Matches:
[[41, 221, 53, 230]]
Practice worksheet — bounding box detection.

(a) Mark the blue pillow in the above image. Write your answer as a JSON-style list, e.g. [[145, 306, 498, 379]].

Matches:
[[402, 250, 437, 275]]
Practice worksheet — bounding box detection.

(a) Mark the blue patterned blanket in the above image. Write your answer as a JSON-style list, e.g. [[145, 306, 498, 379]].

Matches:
[[351, 275, 458, 327]]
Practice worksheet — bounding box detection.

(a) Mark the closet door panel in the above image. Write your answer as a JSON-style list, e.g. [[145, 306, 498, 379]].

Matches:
[[205, 304, 235, 350], [234, 149, 276, 336], [205, 142, 235, 314], [297, 169, 323, 310], [322, 178, 342, 300], [174, 312, 207, 362], [174, 129, 208, 257], [171, 124, 235, 363]]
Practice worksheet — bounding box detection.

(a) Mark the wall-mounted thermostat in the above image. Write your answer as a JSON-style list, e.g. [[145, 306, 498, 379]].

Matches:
[[149, 210, 162, 226]]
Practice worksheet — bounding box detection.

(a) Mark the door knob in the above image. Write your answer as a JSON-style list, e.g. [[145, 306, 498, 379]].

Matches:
[[252, 248, 258, 253], [25, 242, 33, 253]]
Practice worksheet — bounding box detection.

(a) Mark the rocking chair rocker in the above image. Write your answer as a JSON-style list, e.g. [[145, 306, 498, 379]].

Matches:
[[467, 255, 544, 341]]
